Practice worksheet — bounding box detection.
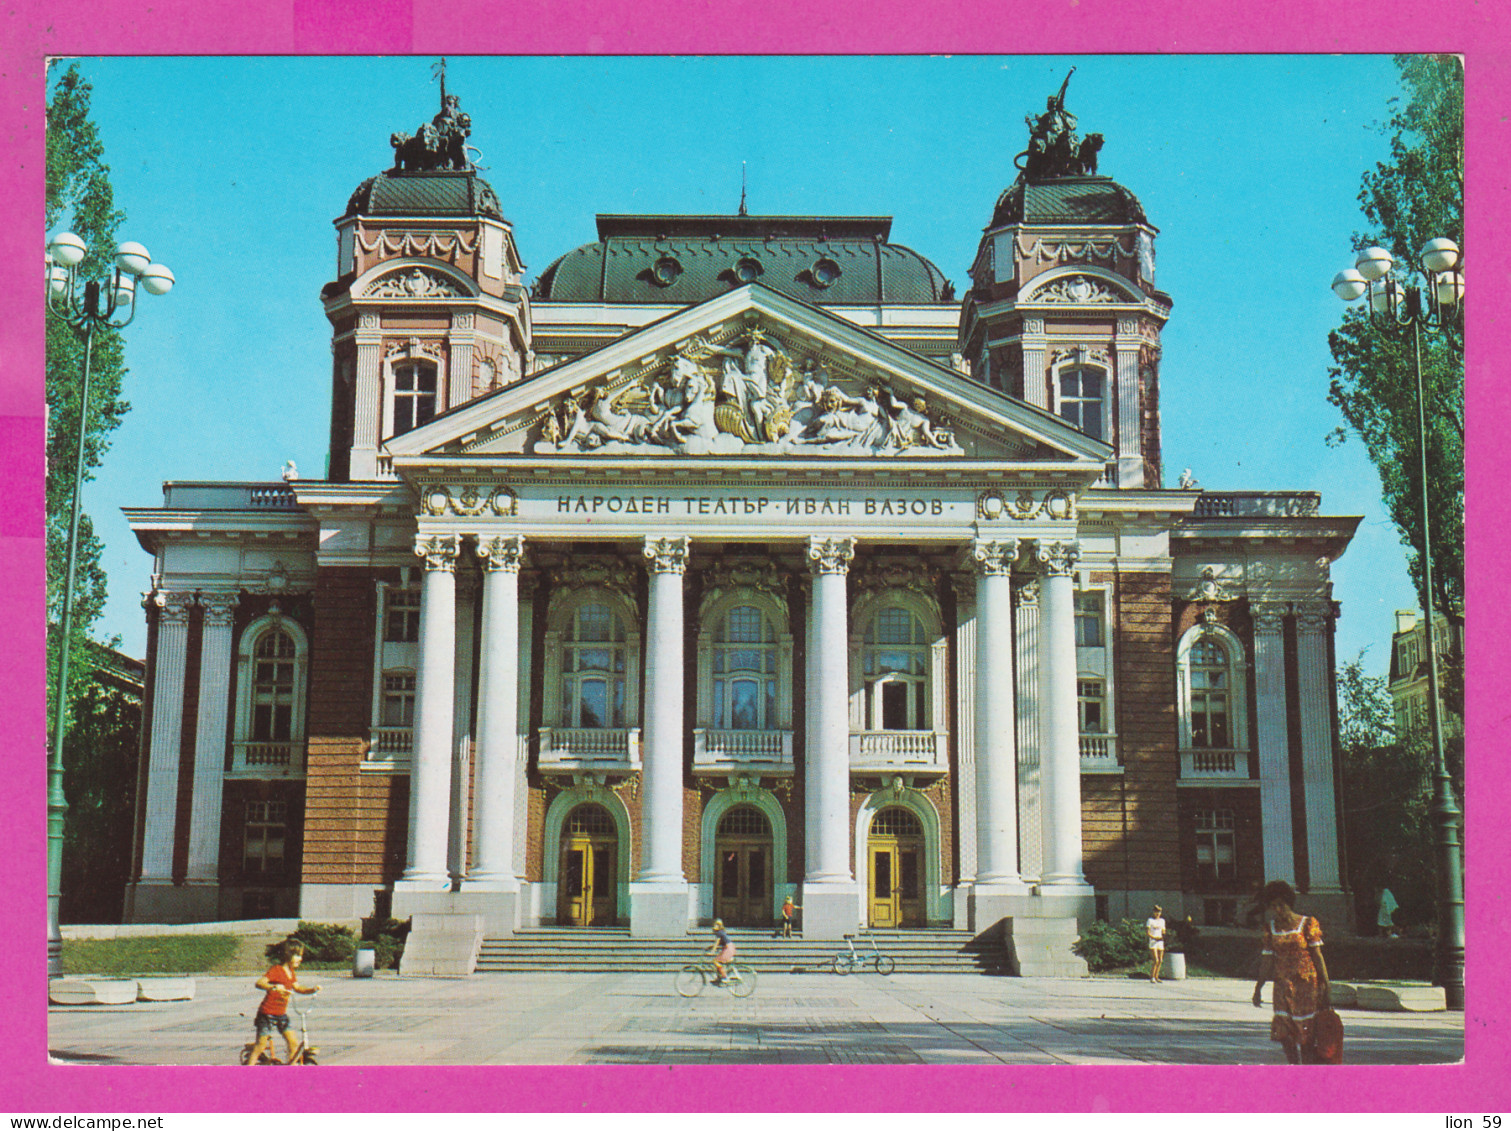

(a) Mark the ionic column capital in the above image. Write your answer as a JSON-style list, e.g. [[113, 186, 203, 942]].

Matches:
[[476, 534, 525, 573], [414, 534, 463, 572], [1252, 600, 1288, 634], [1033, 539, 1081, 577], [150, 590, 196, 624], [972, 538, 1019, 577], [1293, 600, 1333, 634], [198, 591, 240, 625], [643, 535, 690, 575], [807, 536, 855, 576]]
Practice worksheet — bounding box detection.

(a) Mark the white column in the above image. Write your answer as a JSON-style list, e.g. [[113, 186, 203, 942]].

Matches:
[[1037, 540, 1090, 889], [1014, 574, 1044, 882], [401, 534, 460, 886], [973, 539, 1027, 891], [1253, 601, 1297, 885], [1021, 318, 1049, 411], [139, 591, 194, 883], [639, 536, 689, 884], [952, 574, 978, 887], [467, 535, 523, 888], [448, 313, 476, 410], [350, 315, 383, 479], [805, 536, 855, 885], [1296, 602, 1341, 891], [185, 592, 238, 884]]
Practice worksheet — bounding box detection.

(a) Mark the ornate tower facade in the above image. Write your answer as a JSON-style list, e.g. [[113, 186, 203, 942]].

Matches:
[[959, 76, 1171, 488], [323, 85, 531, 481]]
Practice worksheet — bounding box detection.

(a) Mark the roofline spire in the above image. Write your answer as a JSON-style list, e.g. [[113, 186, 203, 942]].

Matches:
[[739, 162, 748, 217]]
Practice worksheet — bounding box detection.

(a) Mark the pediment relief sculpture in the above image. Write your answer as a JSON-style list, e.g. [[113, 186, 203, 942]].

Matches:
[[1035, 274, 1121, 304], [531, 326, 963, 458]]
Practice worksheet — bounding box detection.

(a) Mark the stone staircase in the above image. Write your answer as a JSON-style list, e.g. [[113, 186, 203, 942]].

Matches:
[[475, 927, 1014, 975]]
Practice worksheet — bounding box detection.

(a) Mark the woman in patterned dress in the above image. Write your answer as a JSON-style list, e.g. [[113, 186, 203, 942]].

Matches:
[[1251, 880, 1332, 1064]]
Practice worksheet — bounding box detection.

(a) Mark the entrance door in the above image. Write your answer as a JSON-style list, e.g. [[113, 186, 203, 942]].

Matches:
[[557, 804, 618, 926], [867, 807, 925, 927], [713, 804, 773, 927]]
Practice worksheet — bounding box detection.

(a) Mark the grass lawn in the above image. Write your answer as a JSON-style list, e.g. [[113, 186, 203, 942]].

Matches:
[[62, 934, 240, 976]]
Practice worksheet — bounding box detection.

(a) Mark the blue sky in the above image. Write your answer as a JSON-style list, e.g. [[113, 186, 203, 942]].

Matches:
[[51, 54, 1422, 672]]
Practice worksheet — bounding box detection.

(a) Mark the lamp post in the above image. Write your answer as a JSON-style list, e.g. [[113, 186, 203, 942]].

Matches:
[[1332, 237, 1465, 1010], [45, 232, 174, 977]]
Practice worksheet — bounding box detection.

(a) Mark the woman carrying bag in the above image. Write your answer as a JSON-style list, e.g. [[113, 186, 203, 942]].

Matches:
[[1251, 880, 1341, 1064]]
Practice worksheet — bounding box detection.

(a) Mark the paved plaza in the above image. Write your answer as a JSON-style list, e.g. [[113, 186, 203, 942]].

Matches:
[[47, 971, 1464, 1066]]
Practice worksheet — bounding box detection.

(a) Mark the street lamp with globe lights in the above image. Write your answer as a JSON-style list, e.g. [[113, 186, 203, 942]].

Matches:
[[45, 232, 173, 977], [1332, 237, 1464, 1010]]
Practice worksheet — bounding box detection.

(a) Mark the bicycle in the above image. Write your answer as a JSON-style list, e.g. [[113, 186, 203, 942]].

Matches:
[[832, 933, 895, 976], [240, 1002, 321, 1065], [674, 959, 757, 998]]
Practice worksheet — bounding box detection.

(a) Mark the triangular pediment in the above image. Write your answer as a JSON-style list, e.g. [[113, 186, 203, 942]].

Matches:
[[385, 285, 1111, 466]]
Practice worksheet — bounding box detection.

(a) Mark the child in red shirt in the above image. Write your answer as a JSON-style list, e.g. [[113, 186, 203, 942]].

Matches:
[[246, 940, 320, 1065]]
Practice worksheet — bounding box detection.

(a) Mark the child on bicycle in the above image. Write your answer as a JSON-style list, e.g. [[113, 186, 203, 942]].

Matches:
[[708, 919, 736, 985], [246, 939, 320, 1065]]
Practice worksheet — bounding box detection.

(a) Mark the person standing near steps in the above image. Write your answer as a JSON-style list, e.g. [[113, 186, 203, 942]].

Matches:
[[1146, 905, 1167, 983]]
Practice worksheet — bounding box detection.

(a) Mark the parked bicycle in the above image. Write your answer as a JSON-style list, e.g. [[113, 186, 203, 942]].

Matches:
[[675, 959, 757, 998], [832, 933, 895, 976], [240, 1003, 320, 1065]]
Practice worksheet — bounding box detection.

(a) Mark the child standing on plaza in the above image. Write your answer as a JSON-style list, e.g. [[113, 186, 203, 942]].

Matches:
[[780, 895, 801, 938], [245, 939, 321, 1065]]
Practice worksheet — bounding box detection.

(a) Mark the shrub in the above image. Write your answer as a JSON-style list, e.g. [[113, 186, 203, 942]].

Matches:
[[360, 916, 411, 970], [1072, 918, 1149, 972], [266, 921, 357, 964]]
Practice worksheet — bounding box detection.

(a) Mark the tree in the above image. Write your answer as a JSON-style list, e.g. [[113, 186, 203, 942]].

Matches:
[[1326, 54, 1463, 713], [46, 63, 132, 728], [1337, 655, 1461, 932]]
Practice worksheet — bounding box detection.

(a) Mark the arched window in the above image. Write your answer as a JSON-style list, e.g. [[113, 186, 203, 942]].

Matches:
[[561, 601, 630, 729], [233, 615, 309, 775], [391, 359, 437, 436], [862, 606, 929, 730], [712, 604, 778, 730], [1188, 638, 1231, 748], [251, 630, 297, 742], [1057, 365, 1105, 440], [1176, 623, 1250, 772]]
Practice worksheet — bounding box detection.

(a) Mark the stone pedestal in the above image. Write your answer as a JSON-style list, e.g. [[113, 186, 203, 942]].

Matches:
[[397, 911, 484, 976], [630, 883, 691, 937], [798, 883, 861, 940], [449, 887, 521, 936]]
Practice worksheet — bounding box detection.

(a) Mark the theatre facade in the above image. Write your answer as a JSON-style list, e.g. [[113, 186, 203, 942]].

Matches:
[[123, 83, 1359, 959]]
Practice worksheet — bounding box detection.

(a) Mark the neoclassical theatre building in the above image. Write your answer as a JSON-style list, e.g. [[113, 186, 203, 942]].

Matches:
[[123, 82, 1359, 959]]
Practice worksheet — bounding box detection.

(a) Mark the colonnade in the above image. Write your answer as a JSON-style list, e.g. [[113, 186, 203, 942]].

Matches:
[[396, 530, 1090, 937]]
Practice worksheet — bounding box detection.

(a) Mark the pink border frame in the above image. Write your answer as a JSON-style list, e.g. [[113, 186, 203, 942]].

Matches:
[[4, 2, 1505, 1111]]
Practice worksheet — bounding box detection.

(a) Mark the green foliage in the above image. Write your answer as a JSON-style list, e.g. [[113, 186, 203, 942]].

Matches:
[[1326, 54, 1463, 716], [62, 934, 239, 976], [361, 916, 411, 970], [1337, 653, 1461, 930], [1072, 919, 1148, 972], [271, 921, 358, 965], [59, 650, 140, 923], [45, 62, 132, 732]]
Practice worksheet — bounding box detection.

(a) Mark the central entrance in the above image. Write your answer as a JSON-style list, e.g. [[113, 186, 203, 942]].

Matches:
[[713, 804, 773, 927], [557, 803, 618, 927], [867, 806, 924, 927]]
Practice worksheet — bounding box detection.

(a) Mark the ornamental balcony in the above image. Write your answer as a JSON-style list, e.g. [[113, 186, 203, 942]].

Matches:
[[365, 726, 414, 768], [693, 728, 794, 777], [1180, 747, 1251, 780], [538, 726, 642, 776], [1079, 732, 1122, 773], [849, 730, 949, 776], [231, 740, 304, 776]]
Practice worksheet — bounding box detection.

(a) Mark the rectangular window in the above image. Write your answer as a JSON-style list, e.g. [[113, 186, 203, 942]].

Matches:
[[1194, 809, 1236, 881], [381, 673, 416, 727], [385, 589, 420, 643], [1075, 592, 1105, 647], [1058, 368, 1104, 440], [244, 800, 288, 876], [1077, 679, 1105, 734]]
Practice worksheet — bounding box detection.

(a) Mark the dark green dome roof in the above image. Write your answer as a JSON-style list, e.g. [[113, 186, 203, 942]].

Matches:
[[990, 176, 1148, 228], [344, 170, 505, 221], [533, 214, 953, 305]]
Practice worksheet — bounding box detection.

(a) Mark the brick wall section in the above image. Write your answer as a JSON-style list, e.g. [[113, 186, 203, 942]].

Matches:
[[1089, 571, 1180, 890], [1176, 786, 1264, 897], [300, 568, 405, 886]]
